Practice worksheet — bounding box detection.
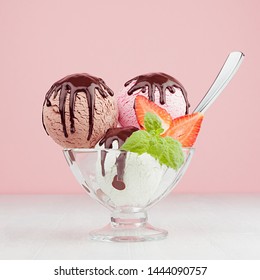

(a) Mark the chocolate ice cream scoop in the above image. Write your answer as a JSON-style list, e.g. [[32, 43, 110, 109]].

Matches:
[[42, 73, 118, 148]]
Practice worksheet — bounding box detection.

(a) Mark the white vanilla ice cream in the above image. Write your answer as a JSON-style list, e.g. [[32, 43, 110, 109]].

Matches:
[[95, 150, 172, 207]]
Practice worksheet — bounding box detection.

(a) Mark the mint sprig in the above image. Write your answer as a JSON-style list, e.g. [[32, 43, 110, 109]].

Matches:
[[121, 113, 184, 170], [120, 130, 152, 155], [144, 112, 164, 135]]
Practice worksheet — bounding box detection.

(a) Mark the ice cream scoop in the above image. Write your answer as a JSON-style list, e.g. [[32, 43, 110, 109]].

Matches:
[[42, 73, 118, 148], [96, 151, 169, 207], [117, 72, 190, 128], [94, 112, 185, 207], [95, 126, 173, 206]]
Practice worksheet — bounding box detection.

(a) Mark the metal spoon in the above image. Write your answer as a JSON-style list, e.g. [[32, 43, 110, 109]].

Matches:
[[193, 51, 245, 113]]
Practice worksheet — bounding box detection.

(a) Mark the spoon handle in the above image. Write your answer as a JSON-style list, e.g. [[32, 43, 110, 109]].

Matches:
[[193, 51, 245, 114]]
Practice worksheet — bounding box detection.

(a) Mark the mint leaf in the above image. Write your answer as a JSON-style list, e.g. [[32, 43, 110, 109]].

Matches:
[[120, 130, 152, 155], [120, 112, 185, 170], [158, 137, 184, 170], [146, 136, 184, 169], [147, 135, 164, 160], [144, 112, 164, 135]]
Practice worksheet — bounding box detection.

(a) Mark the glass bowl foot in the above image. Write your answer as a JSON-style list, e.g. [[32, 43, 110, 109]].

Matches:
[[89, 208, 168, 242], [90, 223, 168, 242]]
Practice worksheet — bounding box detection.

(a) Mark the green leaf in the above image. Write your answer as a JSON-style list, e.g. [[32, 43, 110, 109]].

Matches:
[[147, 136, 164, 160], [157, 137, 184, 170], [144, 112, 164, 135], [120, 112, 185, 170], [147, 136, 184, 170], [120, 130, 152, 155]]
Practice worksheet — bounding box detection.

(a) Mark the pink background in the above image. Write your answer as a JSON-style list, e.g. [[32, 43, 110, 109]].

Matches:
[[0, 0, 259, 194]]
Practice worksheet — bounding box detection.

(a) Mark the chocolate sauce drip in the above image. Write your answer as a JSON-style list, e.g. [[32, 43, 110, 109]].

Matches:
[[125, 72, 190, 114], [42, 73, 114, 140], [99, 126, 139, 191], [112, 153, 127, 190]]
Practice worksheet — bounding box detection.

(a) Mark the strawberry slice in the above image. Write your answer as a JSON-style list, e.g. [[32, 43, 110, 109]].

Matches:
[[134, 96, 172, 131], [162, 112, 204, 147]]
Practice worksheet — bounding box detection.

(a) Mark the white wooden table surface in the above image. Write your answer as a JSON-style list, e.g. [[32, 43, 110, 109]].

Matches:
[[0, 194, 259, 260]]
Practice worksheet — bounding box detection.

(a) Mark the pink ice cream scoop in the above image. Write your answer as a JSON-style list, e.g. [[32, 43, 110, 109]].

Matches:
[[117, 72, 190, 127], [42, 73, 118, 148]]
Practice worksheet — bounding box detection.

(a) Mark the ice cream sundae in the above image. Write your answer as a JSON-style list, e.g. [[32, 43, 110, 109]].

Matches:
[[42, 51, 244, 241], [42, 72, 203, 205], [42, 72, 203, 241]]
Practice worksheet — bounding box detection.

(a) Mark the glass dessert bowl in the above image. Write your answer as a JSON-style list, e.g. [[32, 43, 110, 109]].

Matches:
[[63, 147, 194, 242]]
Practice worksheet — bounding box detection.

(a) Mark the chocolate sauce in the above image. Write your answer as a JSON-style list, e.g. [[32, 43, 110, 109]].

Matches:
[[99, 126, 139, 191], [42, 73, 114, 140], [125, 72, 190, 114]]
